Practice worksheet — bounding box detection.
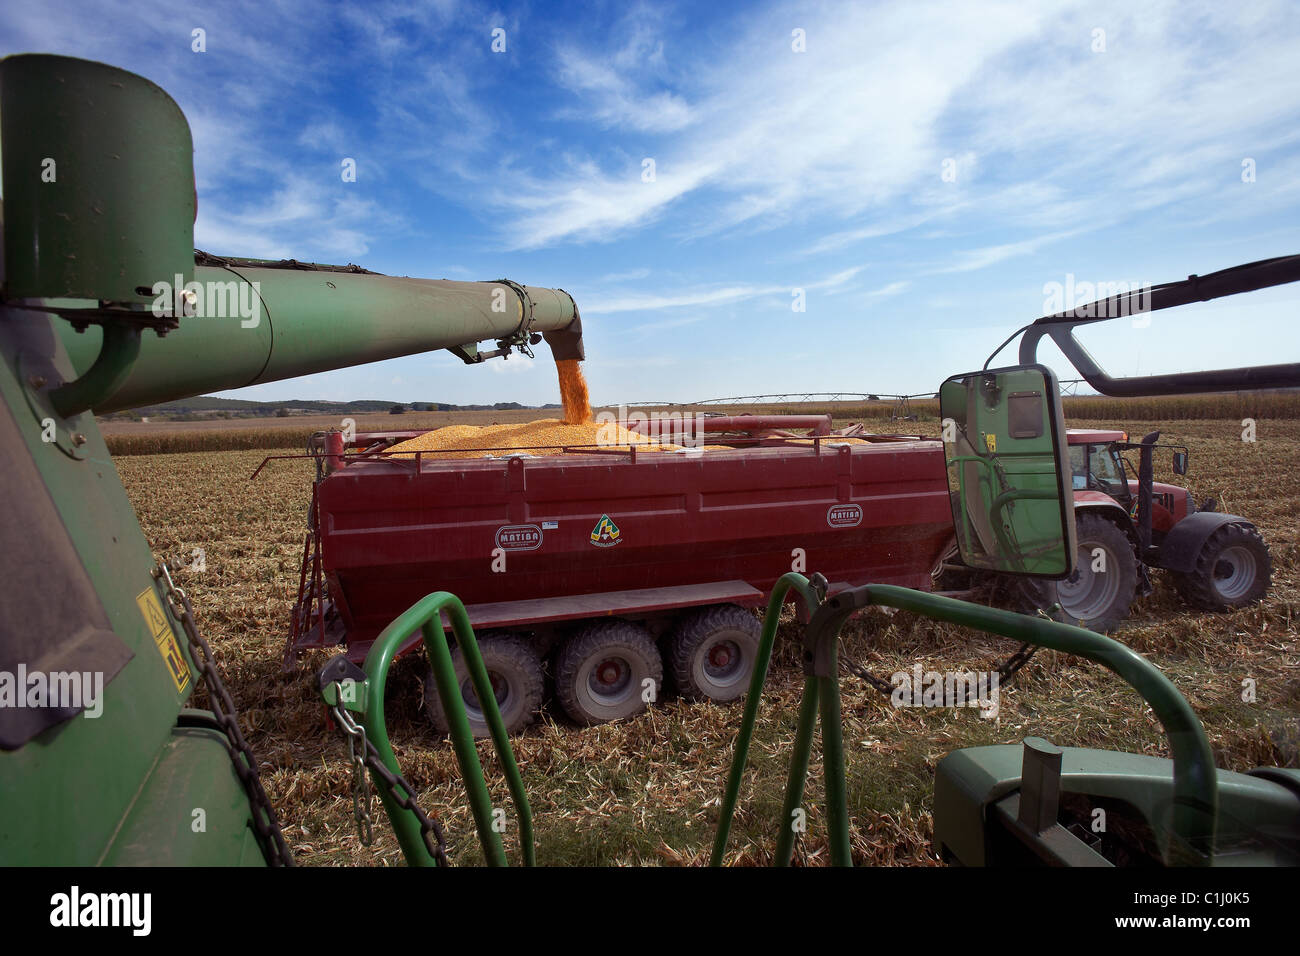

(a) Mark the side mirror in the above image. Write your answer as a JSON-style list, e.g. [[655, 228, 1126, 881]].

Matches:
[[1173, 451, 1188, 476], [939, 365, 1076, 577]]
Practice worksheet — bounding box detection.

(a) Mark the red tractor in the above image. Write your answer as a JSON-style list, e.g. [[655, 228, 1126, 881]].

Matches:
[[1017, 428, 1271, 631]]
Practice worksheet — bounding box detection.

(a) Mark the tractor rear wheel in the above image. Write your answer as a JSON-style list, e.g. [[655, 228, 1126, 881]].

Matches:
[[668, 604, 760, 702], [424, 632, 543, 738], [555, 621, 662, 726], [1017, 512, 1138, 633], [1173, 523, 1271, 610]]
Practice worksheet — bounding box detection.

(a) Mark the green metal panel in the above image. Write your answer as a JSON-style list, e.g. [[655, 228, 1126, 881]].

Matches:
[[935, 745, 1300, 866], [0, 298, 265, 865], [56, 266, 581, 413], [102, 721, 266, 866], [0, 55, 193, 303]]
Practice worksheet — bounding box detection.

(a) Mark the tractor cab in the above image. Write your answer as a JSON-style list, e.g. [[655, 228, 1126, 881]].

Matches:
[[1066, 429, 1129, 497], [1065, 429, 1196, 538]]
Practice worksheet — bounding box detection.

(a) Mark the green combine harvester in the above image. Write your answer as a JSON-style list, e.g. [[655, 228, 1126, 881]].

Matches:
[[1, 53, 1297, 868]]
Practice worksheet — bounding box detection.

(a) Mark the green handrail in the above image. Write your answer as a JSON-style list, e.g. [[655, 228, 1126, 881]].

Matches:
[[865, 584, 1216, 864], [711, 576, 1218, 867], [711, 572, 827, 866], [361, 592, 535, 866]]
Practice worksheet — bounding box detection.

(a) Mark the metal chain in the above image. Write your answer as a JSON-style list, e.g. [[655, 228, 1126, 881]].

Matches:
[[328, 696, 449, 866], [838, 597, 1048, 703], [331, 704, 375, 845], [838, 582, 1061, 698], [153, 563, 296, 867], [840, 639, 1041, 698]]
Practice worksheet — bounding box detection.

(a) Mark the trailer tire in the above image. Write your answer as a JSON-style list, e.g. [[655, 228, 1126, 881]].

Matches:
[[554, 622, 663, 726], [424, 633, 543, 738], [1172, 523, 1271, 610], [1014, 513, 1137, 633], [669, 604, 760, 703]]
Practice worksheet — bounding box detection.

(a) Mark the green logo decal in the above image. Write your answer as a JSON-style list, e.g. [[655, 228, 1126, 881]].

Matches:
[[590, 514, 622, 547]]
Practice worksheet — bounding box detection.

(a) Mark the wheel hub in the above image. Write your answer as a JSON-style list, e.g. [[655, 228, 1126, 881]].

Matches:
[[1211, 545, 1257, 601], [460, 671, 508, 717], [590, 658, 630, 695], [703, 639, 742, 680], [1055, 541, 1120, 622]]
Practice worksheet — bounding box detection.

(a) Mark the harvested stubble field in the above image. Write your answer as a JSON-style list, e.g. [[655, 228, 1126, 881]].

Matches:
[[113, 415, 1300, 866]]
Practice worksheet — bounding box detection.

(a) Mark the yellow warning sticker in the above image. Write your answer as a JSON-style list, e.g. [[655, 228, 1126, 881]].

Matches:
[[984, 433, 997, 453], [136, 587, 191, 695]]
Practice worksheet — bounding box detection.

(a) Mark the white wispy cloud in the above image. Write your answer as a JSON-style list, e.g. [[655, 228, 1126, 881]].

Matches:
[[936, 230, 1084, 274], [483, 1, 1049, 247], [598, 267, 652, 282], [584, 283, 779, 315], [452, 0, 1300, 263], [18, 0, 1296, 271], [554, 51, 694, 133], [195, 174, 403, 260], [581, 263, 882, 315]]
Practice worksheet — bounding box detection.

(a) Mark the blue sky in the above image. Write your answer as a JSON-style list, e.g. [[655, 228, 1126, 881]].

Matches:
[[3, 0, 1298, 406]]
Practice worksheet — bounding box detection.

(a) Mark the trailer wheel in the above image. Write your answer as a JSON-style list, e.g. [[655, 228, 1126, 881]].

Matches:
[[669, 604, 760, 703], [1015, 512, 1137, 633], [1173, 523, 1272, 610], [554, 622, 663, 726], [424, 633, 543, 738]]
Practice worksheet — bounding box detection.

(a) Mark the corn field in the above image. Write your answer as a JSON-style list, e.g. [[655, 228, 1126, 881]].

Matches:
[[103, 393, 1300, 456]]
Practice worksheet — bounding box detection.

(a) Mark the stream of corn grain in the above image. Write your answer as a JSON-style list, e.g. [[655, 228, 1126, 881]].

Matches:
[[557, 358, 592, 424]]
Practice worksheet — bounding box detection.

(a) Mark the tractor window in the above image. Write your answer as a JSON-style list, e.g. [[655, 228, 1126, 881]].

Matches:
[[1088, 445, 1127, 496], [1069, 446, 1087, 489]]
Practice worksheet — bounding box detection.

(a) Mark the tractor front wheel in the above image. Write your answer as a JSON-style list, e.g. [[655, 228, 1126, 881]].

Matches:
[[555, 621, 663, 726], [1017, 512, 1138, 633], [1173, 523, 1272, 610], [424, 632, 544, 738]]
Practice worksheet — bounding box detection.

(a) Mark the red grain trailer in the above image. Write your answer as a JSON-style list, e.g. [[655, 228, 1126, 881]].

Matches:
[[285, 418, 955, 733]]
